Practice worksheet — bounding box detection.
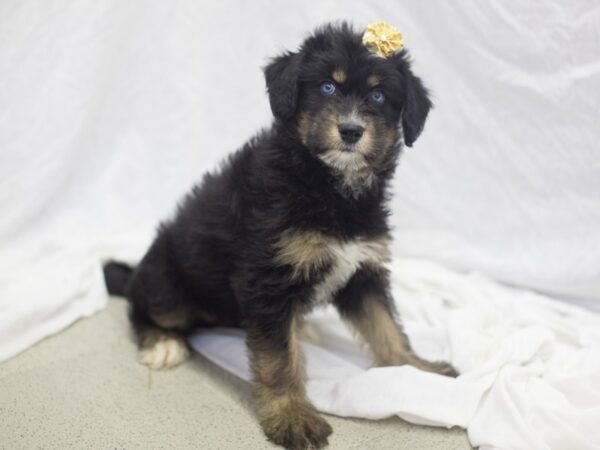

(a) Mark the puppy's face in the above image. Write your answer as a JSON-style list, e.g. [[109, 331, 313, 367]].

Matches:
[[296, 64, 402, 178], [265, 24, 432, 189]]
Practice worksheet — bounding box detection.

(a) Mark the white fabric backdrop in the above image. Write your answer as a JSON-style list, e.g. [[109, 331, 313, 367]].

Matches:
[[3, 1, 598, 315], [1, 1, 600, 447]]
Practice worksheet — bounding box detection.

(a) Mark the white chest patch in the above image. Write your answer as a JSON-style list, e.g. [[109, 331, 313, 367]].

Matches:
[[312, 237, 390, 305]]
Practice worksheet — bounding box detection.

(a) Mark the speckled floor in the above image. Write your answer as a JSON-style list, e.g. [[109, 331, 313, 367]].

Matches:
[[0, 299, 472, 449]]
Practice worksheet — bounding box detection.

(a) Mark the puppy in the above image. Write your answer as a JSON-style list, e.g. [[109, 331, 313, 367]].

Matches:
[[104, 22, 456, 450]]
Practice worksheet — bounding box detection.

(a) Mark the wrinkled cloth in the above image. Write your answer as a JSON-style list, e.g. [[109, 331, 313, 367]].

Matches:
[[190, 258, 600, 450]]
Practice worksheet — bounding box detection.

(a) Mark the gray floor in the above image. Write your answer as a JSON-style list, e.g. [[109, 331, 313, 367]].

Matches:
[[0, 299, 472, 449]]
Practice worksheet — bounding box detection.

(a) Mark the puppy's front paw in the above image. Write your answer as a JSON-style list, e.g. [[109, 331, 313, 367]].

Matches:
[[429, 361, 459, 377], [416, 360, 459, 378], [403, 355, 459, 377], [260, 400, 332, 449]]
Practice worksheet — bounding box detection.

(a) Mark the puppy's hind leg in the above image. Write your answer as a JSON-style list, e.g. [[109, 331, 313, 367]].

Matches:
[[129, 305, 191, 370], [126, 236, 195, 370]]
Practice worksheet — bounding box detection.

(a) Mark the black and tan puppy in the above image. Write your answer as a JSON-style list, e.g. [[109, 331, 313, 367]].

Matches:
[[104, 22, 456, 450]]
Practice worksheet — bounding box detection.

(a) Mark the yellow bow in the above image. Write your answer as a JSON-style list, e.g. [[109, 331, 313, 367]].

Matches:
[[362, 22, 404, 58]]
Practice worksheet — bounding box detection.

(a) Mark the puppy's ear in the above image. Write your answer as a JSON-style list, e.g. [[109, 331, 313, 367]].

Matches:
[[264, 52, 301, 121], [392, 52, 432, 147]]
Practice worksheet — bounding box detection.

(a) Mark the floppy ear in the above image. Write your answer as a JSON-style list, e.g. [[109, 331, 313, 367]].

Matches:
[[264, 52, 301, 121], [393, 53, 433, 147]]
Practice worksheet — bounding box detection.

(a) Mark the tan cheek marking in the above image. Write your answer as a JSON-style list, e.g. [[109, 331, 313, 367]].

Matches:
[[297, 112, 311, 146], [332, 68, 347, 84], [327, 123, 341, 149], [324, 111, 343, 149], [357, 122, 376, 156], [360, 117, 399, 170], [375, 127, 400, 169], [368, 74, 381, 87], [385, 127, 397, 148]]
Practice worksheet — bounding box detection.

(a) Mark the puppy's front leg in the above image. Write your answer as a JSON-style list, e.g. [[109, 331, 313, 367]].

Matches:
[[335, 267, 457, 377], [246, 308, 332, 449]]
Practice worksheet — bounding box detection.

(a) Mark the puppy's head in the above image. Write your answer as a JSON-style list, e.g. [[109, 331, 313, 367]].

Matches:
[[264, 23, 431, 191]]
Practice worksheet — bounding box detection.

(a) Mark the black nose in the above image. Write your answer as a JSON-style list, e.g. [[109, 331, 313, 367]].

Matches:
[[338, 123, 364, 144]]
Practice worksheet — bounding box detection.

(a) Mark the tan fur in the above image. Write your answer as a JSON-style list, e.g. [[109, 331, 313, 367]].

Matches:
[[274, 229, 391, 285], [257, 390, 331, 448], [273, 229, 335, 281], [356, 122, 376, 157], [151, 306, 217, 329], [298, 106, 398, 194], [297, 112, 311, 147], [251, 315, 303, 390], [139, 328, 168, 348], [354, 235, 392, 264], [249, 314, 332, 448], [152, 309, 193, 329], [367, 74, 381, 87], [315, 109, 398, 193], [319, 113, 374, 192], [296, 320, 320, 344], [369, 126, 399, 171], [344, 295, 456, 375], [311, 235, 391, 306], [346, 296, 413, 366], [332, 68, 347, 83], [326, 115, 341, 148]]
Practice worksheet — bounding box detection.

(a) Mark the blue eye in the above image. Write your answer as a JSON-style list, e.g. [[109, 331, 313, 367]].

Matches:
[[320, 82, 336, 96], [370, 90, 385, 104]]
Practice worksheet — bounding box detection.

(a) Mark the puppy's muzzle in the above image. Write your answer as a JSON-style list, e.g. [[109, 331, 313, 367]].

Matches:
[[338, 123, 364, 144]]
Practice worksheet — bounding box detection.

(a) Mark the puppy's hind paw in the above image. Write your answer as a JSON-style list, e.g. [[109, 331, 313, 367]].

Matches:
[[139, 331, 190, 370]]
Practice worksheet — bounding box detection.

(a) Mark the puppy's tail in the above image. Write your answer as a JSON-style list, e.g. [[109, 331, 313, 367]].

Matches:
[[103, 261, 134, 297]]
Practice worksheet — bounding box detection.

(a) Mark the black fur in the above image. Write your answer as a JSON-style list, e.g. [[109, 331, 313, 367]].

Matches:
[[391, 52, 433, 147], [104, 23, 445, 449]]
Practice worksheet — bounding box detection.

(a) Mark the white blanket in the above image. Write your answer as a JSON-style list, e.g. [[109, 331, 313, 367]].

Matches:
[[189, 258, 600, 450]]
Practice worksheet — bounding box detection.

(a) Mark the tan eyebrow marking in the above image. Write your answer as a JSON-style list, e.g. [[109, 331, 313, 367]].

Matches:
[[332, 68, 347, 84], [367, 74, 381, 87]]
